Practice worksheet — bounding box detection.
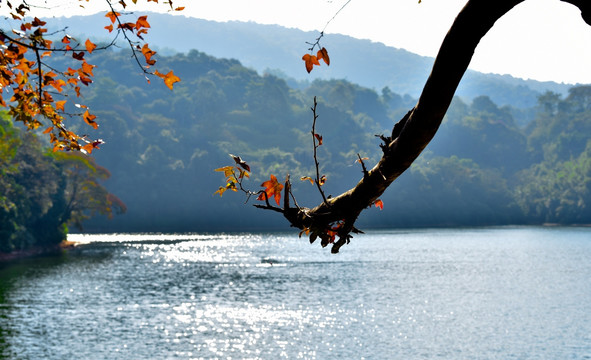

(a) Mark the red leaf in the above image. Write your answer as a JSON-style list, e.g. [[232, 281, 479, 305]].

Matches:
[[374, 199, 384, 210], [72, 52, 84, 61], [314, 133, 323, 145], [257, 174, 284, 206]]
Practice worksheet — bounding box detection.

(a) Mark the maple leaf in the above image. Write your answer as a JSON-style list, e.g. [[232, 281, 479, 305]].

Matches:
[[55, 100, 66, 111], [141, 44, 157, 65], [302, 54, 320, 73], [135, 15, 150, 29], [317, 47, 330, 66], [374, 199, 384, 210], [85, 39, 97, 54], [83, 110, 98, 129], [31, 17, 46, 27], [105, 11, 120, 24], [154, 70, 180, 90], [319, 175, 327, 186], [257, 174, 284, 206], [72, 52, 84, 61], [215, 165, 235, 178]]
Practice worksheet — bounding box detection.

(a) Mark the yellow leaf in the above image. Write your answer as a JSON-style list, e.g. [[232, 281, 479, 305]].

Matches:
[[300, 176, 314, 185], [214, 186, 227, 197], [215, 166, 235, 178], [155, 70, 180, 90]]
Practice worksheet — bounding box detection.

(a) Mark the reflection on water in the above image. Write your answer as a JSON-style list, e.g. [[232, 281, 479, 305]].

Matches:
[[1, 228, 591, 359]]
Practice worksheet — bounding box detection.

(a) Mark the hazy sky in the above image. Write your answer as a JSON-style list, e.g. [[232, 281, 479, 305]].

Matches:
[[10, 0, 591, 84]]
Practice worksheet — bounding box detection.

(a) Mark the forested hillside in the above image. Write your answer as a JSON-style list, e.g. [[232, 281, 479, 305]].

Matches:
[[32, 48, 588, 232], [49, 14, 573, 112]]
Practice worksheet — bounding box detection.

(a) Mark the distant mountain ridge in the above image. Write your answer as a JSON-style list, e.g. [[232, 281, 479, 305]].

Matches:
[[48, 13, 577, 108]]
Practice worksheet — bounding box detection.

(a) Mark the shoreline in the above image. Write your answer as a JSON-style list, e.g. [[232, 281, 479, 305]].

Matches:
[[0, 241, 77, 263]]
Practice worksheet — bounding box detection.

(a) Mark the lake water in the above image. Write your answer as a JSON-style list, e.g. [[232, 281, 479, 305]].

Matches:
[[1, 227, 590, 359]]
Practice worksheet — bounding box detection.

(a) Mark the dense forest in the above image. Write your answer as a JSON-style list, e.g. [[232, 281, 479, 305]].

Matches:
[[2, 46, 591, 245], [0, 114, 125, 253]]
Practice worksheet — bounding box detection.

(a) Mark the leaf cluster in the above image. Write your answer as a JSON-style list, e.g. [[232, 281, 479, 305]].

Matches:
[[0, 0, 182, 151]]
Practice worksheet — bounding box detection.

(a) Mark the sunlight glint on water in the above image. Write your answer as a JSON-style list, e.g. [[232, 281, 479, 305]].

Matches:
[[1, 228, 591, 359]]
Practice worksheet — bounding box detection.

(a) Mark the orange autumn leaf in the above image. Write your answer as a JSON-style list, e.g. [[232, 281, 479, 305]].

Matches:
[[319, 175, 327, 186], [85, 39, 97, 54], [81, 142, 96, 154], [317, 47, 330, 65], [302, 53, 320, 73], [81, 61, 95, 76], [55, 100, 66, 111], [141, 44, 157, 66], [105, 11, 120, 24], [257, 174, 284, 206], [135, 15, 150, 29], [83, 110, 98, 129], [154, 70, 180, 90]]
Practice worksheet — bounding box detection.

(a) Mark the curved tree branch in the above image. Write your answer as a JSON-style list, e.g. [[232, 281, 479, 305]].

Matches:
[[281, 0, 590, 252]]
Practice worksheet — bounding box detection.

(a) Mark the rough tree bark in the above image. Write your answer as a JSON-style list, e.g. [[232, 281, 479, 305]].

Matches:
[[270, 0, 591, 252]]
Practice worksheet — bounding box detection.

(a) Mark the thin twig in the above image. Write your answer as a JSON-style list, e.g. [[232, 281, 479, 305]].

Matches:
[[357, 153, 369, 179], [310, 96, 330, 206], [322, 0, 353, 33]]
